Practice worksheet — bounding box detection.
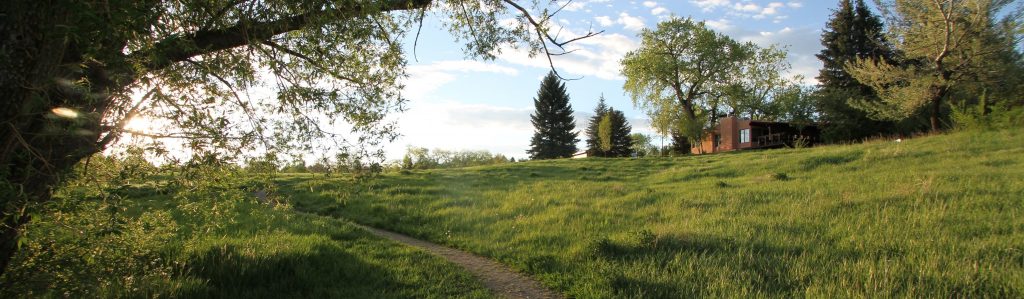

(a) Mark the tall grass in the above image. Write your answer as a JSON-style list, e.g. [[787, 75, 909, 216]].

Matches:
[[283, 129, 1024, 298], [2, 167, 490, 298]]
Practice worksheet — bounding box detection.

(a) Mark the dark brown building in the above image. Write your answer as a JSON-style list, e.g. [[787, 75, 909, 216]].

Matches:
[[691, 116, 821, 154]]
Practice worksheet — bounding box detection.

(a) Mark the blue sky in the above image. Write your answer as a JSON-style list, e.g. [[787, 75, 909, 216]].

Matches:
[[384, 0, 843, 161]]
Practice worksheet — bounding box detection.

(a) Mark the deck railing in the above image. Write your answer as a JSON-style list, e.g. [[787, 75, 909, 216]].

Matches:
[[754, 133, 787, 148]]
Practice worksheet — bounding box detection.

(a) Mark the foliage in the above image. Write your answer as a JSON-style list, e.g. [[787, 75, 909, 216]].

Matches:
[[847, 0, 1023, 131], [951, 90, 1024, 130], [1, 156, 491, 297], [400, 146, 510, 170], [621, 17, 752, 144], [629, 133, 656, 157], [772, 85, 819, 126], [0, 0, 599, 275], [585, 96, 610, 156], [285, 129, 1024, 298], [622, 17, 806, 151], [527, 71, 579, 160], [598, 114, 613, 152], [597, 109, 634, 158], [727, 46, 794, 120], [815, 0, 904, 142]]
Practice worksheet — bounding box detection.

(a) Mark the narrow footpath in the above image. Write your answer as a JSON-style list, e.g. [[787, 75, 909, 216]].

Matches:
[[350, 223, 561, 299]]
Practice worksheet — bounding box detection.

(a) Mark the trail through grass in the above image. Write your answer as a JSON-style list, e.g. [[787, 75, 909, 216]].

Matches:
[[283, 129, 1024, 298], [3, 174, 492, 298]]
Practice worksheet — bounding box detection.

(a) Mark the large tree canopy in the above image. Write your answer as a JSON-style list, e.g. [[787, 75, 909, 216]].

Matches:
[[0, 0, 598, 275], [846, 0, 1023, 131], [621, 17, 752, 147], [621, 17, 800, 150], [815, 0, 901, 142]]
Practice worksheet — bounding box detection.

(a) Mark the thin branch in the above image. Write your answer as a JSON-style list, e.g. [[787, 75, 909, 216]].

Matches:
[[502, 0, 603, 80], [96, 88, 158, 148], [260, 39, 363, 83], [413, 8, 427, 62], [122, 130, 247, 140], [6, 123, 55, 171]]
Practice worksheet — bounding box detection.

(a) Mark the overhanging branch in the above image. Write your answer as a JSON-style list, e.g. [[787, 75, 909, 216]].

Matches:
[[133, 0, 432, 72]]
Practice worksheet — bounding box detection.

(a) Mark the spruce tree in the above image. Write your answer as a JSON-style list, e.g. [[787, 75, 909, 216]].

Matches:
[[527, 72, 579, 159], [605, 108, 634, 157], [815, 0, 897, 142], [585, 96, 609, 156]]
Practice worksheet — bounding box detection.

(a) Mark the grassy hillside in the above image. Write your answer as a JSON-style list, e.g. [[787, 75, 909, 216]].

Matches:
[[284, 129, 1024, 298], [2, 171, 490, 298]]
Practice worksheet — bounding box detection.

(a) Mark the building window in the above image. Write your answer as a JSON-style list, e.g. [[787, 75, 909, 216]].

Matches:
[[740, 129, 750, 143]]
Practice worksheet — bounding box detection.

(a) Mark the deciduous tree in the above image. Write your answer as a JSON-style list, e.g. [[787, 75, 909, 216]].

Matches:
[[846, 0, 1022, 131], [0, 0, 598, 275], [621, 17, 752, 151]]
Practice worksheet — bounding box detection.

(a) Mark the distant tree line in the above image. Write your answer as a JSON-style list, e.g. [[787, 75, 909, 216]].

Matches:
[[400, 147, 510, 170]]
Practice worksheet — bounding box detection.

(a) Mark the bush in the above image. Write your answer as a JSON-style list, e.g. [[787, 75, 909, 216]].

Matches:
[[952, 93, 1024, 130]]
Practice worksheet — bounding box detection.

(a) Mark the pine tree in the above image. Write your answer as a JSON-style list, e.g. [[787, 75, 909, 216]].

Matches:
[[605, 108, 634, 157], [527, 71, 579, 159], [585, 96, 609, 156], [815, 0, 898, 142]]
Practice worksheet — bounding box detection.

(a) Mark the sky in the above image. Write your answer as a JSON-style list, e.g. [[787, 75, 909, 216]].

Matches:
[[383, 0, 841, 161]]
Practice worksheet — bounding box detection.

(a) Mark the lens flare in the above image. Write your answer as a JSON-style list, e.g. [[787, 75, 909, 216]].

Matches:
[[51, 107, 79, 119]]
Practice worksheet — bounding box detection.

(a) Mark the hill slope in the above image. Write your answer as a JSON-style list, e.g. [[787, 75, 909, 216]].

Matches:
[[285, 129, 1024, 298]]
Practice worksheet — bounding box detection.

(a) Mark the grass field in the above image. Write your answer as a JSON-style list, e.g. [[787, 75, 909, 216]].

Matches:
[[282, 129, 1024, 298], [2, 171, 490, 298]]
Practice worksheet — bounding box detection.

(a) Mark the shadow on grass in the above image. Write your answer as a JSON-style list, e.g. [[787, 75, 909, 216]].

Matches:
[[585, 232, 806, 297], [178, 242, 408, 299]]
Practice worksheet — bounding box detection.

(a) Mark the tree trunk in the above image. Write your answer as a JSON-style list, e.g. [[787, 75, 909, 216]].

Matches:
[[928, 84, 948, 132], [0, 3, 114, 277]]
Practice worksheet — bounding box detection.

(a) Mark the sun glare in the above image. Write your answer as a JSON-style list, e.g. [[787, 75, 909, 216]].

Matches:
[[124, 116, 156, 133]]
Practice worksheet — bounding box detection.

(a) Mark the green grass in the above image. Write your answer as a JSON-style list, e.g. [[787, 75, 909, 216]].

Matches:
[[3, 173, 491, 298], [282, 129, 1024, 298]]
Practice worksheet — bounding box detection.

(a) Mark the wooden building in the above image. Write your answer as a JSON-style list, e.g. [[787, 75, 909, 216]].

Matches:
[[691, 116, 821, 154]]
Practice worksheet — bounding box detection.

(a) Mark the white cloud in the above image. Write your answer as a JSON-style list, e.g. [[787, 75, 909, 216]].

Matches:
[[497, 29, 640, 80], [558, 0, 587, 12], [386, 101, 535, 160], [733, 2, 760, 12], [704, 18, 734, 31], [760, 2, 785, 16], [594, 15, 614, 27], [691, 0, 731, 12], [404, 60, 519, 100], [695, 0, 794, 19], [617, 12, 647, 31]]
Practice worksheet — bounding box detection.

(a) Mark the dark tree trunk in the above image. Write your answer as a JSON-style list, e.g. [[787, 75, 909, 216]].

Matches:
[[0, 2, 118, 278], [0, 0, 433, 278], [927, 84, 948, 132]]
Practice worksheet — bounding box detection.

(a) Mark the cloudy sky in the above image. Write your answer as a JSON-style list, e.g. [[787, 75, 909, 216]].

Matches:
[[383, 0, 841, 161]]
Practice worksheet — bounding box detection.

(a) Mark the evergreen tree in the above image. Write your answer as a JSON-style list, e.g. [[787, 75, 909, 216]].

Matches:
[[589, 102, 633, 157], [669, 132, 690, 155], [585, 96, 610, 156], [815, 0, 898, 142], [605, 108, 634, 157], [527, 72, 579, 159]]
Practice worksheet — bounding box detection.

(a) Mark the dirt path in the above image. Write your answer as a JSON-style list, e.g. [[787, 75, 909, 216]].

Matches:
[[350, 223, 561, 299]]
